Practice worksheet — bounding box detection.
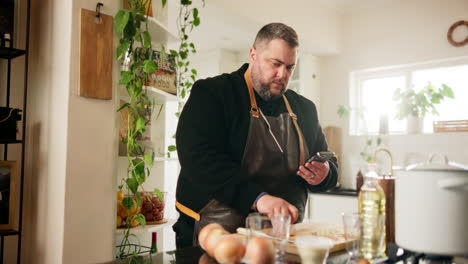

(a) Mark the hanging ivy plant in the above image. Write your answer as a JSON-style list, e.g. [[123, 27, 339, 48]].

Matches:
[[114, 0, 205, 259], [114, 0, 160, 258], [166, 0, 205, 156]]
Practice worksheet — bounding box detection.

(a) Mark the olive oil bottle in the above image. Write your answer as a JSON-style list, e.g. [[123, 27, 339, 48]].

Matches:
[[358, 163, 386, 260]]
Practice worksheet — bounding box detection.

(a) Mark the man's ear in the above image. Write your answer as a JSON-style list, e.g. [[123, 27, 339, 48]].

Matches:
[[249, 47, 256, 63]]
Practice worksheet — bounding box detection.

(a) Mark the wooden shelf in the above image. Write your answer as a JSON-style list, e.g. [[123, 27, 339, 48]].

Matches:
[[0, 47, 26, 59], [115, 219, 176, 235], [147, 17, 179, 44]]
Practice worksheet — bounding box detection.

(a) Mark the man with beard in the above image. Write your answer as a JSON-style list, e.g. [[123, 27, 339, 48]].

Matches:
[[173, 22, 338, 248]]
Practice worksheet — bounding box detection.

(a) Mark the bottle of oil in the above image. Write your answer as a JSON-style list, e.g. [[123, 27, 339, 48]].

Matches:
[[358, 163, 386, 260]]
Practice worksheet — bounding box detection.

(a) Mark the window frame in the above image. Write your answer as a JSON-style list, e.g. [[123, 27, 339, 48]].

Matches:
[[349, 56, 468, 135]]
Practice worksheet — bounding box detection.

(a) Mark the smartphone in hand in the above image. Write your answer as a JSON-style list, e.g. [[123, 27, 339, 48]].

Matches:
[[306, 151, 335, 163]]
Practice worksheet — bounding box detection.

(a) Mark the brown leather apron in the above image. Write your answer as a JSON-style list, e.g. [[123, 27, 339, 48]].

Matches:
[[176, 68, 309, 246]]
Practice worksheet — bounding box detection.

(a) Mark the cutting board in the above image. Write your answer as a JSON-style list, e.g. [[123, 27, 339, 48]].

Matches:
[[238, 221, 349, 255], [79, 8, 113, 99]]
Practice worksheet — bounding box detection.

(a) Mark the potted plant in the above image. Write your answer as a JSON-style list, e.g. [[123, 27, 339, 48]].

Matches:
[[393, 83, 454, 133]]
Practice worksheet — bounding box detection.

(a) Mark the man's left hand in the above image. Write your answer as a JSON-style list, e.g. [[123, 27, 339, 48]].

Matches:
[[297, 161, 330, 185]]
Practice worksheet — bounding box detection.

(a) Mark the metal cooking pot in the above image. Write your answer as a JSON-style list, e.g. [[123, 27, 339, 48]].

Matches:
[[395, 153, 468, 256]]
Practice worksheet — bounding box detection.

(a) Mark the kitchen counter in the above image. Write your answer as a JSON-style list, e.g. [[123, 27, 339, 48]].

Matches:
[[315, 187, 358, 197], [106, 243, 468, 264], [108, 245, 341, 264]]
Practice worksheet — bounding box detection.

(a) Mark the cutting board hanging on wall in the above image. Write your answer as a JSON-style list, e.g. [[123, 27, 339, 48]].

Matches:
[[79, 8, 113, 99]]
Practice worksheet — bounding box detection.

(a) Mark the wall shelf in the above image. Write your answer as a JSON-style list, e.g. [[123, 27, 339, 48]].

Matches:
[[0, 47, 26, 59], [115, 218, 176, 235], [144, 86, 178, 101], [147, 17, 179, 44], [119, 86, 178, 102], [0, 140, 22, 144], [0, 230, 19, 237]]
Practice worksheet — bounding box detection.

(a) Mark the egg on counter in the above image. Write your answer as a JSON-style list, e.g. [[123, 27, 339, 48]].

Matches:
[[214, 234, 246, 264], [199, 223, 225, 250], [205, 228, 230, 257], [245, 237, 275, 264]]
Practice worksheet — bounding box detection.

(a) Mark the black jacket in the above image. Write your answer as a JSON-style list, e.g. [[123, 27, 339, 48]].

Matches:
[[175, 64, 338, 220]]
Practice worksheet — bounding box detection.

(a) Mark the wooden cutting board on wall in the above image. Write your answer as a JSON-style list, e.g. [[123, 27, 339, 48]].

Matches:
[[79, 8, 113, 99]]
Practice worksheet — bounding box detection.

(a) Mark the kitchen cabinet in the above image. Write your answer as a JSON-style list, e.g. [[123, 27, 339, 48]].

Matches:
[[307, 193, 358, 225], [115, 16, 180, 253], [288, 52, 321, 107]]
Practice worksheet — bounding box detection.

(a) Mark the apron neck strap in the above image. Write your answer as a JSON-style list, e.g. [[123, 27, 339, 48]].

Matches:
[[283, 95, 305, 165], [244, 68, 260, 118]]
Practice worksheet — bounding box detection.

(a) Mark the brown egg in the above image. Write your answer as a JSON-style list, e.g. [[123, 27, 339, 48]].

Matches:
[[357, 258, 370, 264], [199, 223, 225, 250], [245, 237, 275, 264], [205, 228, 230, 257], [214, 234, 246, 264]]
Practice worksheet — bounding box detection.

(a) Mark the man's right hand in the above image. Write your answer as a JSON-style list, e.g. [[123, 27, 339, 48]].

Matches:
[[255, 194, 299, 223]]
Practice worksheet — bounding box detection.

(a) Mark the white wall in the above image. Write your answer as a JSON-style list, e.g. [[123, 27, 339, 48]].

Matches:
[[191, 48, 241, 79], [21, 0, 72, 263], [20, 0, 119, 263], [320, 0, 468, 188]]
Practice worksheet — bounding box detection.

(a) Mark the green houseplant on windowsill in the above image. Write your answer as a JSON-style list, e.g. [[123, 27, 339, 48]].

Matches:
[[393, 83, 454, 134]]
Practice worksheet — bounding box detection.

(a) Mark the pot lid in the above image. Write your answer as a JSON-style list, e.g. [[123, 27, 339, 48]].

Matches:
[[406, 153, 468, 172]]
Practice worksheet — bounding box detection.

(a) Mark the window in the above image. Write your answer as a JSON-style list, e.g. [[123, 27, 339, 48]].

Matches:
[[350, 56, 468, 135]]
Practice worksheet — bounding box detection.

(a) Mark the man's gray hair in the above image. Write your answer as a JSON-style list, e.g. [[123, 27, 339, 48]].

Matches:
[[253, 22, 299, 49]]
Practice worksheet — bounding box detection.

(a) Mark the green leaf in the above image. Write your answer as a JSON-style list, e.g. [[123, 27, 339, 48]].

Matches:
[[181, 0, 191, 5], [144, 153, 153, 167], [168, 145, 177, 152], [119, 71, 134, 85], [191, 69, 197, 75], [154, 188, 164, 202], [123, 14, 136, 39], [193, 17, 200, 26], [180, 51, 188, 59], [161, 0, 167, 8], [126, 178, 139, 194], [181, 88, 186, 98], [135, 115, 146, 132], [116, 39, 130, 60], [117, 103, 130, 112], [193, 8, 199, 18], [441, 84, 455, 98], [142, 31, 151, 48], [135, 192, 142, 207], [169, 49, 178, 56], [122, 196, 134, 210], [337, 105, 350, 119], [114, 10, 130, 36], [366, 139, 372, 146], [143, 60, 158, 73], [376, 137, 382, 145], [135, 213, 146, 227]]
